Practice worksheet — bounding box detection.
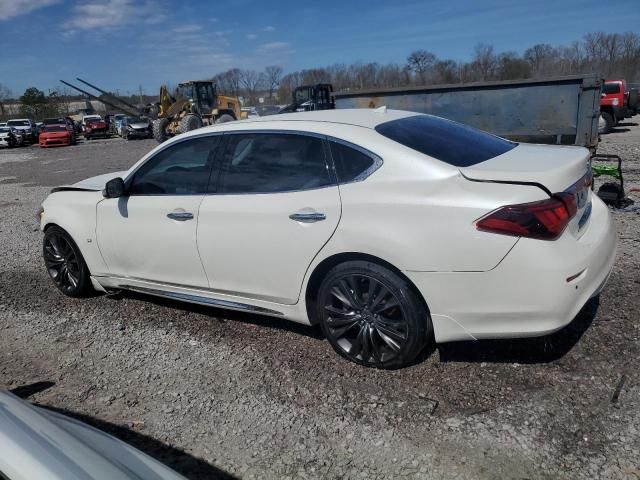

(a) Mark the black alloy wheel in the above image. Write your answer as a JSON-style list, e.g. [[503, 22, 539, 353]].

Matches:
[[43, 226, 90, 297], [317, 261, 431, 368]]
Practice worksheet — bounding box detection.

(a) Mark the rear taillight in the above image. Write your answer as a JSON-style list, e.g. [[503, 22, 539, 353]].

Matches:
[[476, 193, 577, 240]]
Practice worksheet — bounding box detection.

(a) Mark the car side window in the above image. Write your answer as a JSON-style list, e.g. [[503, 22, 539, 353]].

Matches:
[[329, 140, 378, 183], [129, 136, 220, 195], [218, 133, 332, 194]]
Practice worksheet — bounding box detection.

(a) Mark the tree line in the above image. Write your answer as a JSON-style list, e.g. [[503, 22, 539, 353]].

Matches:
[[2, 30, 639, 118], [214, 31, 640, 105]]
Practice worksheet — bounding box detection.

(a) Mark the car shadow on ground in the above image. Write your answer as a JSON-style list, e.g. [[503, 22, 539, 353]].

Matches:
[[114, 290, 325, 340], [117, 290, 599, 367], [9, 381, 236, 480], [437, 296, 600, 364], [616, 122, 638, 127]]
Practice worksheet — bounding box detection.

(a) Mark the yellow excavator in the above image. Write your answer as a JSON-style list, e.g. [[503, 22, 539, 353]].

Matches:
[[151, 81, 242, 143]]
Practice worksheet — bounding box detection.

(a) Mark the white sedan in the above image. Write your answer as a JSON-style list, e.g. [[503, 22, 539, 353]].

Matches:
[[39, 109, 617, 369]]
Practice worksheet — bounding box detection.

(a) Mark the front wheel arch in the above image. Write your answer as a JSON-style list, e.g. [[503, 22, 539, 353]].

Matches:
[[304, 252, 430, 325]]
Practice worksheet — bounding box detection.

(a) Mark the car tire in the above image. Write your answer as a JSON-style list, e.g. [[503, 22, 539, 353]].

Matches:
[[152, 118, 170, 143], [316, 260, 432, 369], [43, 226, 92, 297], [215, 114, 235, 124], [599, 112, 614, 134]]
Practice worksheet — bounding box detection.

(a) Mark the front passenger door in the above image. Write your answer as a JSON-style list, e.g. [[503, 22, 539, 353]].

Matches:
[[96, 135, 220, 288]]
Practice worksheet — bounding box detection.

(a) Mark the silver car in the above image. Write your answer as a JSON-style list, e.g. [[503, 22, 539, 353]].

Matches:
[[0, 390, 187, 480]]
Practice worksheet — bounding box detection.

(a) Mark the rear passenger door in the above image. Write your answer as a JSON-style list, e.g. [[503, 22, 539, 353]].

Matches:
[[197, 131, 341, 305]]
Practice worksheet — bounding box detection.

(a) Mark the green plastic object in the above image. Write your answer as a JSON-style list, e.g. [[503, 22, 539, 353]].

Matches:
[[592, 164, 622, 180]]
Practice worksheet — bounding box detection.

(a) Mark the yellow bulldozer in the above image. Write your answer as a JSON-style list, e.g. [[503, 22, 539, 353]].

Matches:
[[151, 80, 242, 143]]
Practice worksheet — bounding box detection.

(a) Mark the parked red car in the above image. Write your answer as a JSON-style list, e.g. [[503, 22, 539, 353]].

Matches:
[[42, 117, 77, 144], [84, 117, 109, 140], [39, 125, 72, 148]]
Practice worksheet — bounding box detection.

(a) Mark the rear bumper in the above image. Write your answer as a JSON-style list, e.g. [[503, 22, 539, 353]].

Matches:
[[406, 196, 617, 343]]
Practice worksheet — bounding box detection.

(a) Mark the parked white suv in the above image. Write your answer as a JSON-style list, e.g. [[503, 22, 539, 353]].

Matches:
[[6, 118, 35, 142]]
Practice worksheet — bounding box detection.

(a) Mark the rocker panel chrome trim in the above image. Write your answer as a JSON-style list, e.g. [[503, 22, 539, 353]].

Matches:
[[120, 284, 284, 316]]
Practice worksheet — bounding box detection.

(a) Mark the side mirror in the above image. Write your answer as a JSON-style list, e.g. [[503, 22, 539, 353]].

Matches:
[[103, 177, 126, 198]]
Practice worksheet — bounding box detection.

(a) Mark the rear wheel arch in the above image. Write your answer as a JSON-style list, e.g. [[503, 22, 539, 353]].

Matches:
[[304, 252, 430, 324]]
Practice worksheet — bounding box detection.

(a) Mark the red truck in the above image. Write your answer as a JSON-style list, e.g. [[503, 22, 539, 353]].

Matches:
[[599, 79, 639, 133]]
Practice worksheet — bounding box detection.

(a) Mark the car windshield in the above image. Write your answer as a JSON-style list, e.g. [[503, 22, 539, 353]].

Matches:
[[603, 83, 621, 94], [0, 127, 11, 133], [375, 114, 517, 167], [44, 125, 67, 132], [127, 117, 143, 123], [7, 120, 29, 126]]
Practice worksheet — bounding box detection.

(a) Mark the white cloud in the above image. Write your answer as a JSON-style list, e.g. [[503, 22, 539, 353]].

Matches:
[[247, 33, 257, 40], [65, 0, 166, 30], [262, 26, 275, 32], [173, 24, 202, 33], [0, 0, 60, 21], [257, 41, 289, 53]]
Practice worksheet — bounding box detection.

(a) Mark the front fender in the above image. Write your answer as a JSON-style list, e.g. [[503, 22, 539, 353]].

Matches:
[[41, 191, 109, 275]]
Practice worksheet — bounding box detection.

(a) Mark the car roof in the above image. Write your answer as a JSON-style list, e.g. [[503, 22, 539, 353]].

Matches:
[[248, 108, 416, 128], [193, 108, 419, 136]]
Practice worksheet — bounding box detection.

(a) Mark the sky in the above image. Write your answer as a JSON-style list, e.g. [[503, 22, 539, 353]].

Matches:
[[0, 0, 638, 97]]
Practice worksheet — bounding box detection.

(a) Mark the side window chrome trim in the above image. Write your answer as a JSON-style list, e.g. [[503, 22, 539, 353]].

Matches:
[[221, 128, 326, 140], [327, 136, 384, 184]]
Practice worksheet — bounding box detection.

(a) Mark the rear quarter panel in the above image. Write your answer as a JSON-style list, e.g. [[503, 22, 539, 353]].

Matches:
[[309, 128, 551, 272]]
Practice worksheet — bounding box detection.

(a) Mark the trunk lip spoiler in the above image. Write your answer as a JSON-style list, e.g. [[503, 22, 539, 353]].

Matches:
[[459, 170, 553, 196]]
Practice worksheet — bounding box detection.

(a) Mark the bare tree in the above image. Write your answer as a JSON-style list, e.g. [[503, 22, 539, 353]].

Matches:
[[470, 43, 497, 81], [433, 60, 459, 84], [239, 70, 266, 105], [264, 65, 283, 102], [213, 68, 242, 97], [496, 52, 531, 80], [524, 43, 556, 77], [406, 50, 436, 84], [0, 83, 12, 120]]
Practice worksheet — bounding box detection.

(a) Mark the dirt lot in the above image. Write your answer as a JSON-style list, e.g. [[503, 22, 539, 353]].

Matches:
[[1, 127, 639, 480]]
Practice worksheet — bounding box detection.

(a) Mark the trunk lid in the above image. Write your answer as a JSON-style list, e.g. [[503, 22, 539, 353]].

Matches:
[[461, 143, 593, 238]]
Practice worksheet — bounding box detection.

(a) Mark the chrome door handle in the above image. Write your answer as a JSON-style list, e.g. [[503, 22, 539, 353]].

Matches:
[[289, 212, 326, 223], [167, 211, 194, 221]]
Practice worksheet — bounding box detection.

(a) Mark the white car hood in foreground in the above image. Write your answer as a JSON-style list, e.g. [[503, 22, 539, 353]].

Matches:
[[0, 391, 187, 480], [68, 171, 128, 191]]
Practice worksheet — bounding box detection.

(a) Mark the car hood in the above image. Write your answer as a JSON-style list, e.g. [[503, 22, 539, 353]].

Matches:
[[0, 390, 187, 480], [74, 171, 128, 190], [129, 122, 149, 129], [41, 131, 70, 137]]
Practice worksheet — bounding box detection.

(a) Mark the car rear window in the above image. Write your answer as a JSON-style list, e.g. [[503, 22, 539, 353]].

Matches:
[[375, 115, 516, 167]]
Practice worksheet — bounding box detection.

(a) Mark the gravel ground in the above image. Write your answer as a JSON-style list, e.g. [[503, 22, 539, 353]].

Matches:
[[1, 128, 639, 480]]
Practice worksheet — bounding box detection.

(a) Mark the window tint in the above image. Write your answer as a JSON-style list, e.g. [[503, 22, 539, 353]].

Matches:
[[329, 141, 377, 183], [375, 115, 516, 167], [129, 136, 219, 195], [218, 133, 331, 194], [603, 83, 620, 94]]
